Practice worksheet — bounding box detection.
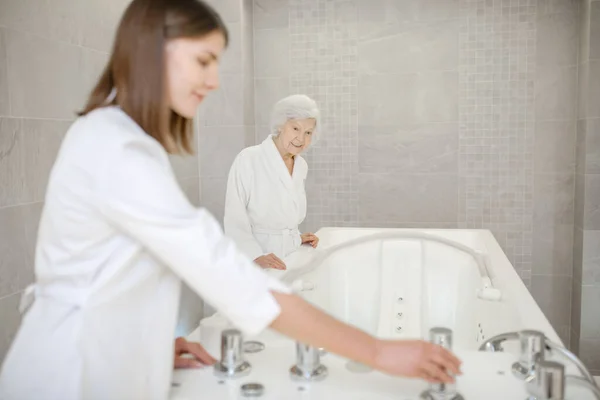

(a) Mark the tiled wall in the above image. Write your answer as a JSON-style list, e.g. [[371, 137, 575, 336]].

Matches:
[[0, 0, 203, 356], [572, 0, 600, 374], [198, 0, 255, 226], [196, 0, 255, 317], [253, 0, 579, 347], [0, 0, 590, 367], [289, 0, 359, 230], [531, 0, 579, 348]]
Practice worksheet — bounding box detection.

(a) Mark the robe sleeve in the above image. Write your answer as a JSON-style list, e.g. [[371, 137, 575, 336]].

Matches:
[[96, 139, 291, 336], [223, 152, 265, 261]]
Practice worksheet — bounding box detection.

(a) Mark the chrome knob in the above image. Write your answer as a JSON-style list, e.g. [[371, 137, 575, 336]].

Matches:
[[420, 327, 464, 400], [430, 327, 453, 348], [290, 342, 328, 381], [214, 329, 251, 378]]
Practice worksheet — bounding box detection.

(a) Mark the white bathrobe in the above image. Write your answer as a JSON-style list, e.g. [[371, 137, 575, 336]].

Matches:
[[0, 107, 290, 400], [224, 135, 308, 261]]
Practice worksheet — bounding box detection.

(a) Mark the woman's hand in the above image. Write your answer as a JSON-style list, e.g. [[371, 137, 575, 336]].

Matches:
[[173, 337, 217, 369], [254, 253, 286, 270], [374, 339, 462, 383], [301, 233, 319, 248]]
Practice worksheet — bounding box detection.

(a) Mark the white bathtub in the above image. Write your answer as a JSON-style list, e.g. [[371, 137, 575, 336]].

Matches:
[[172, 227, 592, 400], [277, 227, 560, 353]]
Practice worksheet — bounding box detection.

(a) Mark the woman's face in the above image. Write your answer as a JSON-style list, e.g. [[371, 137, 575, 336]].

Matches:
[[277, 118, 316, 156], [165, 31, 226, 119]]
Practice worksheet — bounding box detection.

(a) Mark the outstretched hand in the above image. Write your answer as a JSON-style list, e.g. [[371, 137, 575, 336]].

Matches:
[[374, 339, 462, 383]]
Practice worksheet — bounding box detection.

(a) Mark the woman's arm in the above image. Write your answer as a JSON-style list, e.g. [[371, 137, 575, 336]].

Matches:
[[270, 292, 461, 383]]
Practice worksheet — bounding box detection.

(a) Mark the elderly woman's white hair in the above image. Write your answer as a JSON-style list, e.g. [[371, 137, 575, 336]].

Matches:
[[270, 94, 320, 143]]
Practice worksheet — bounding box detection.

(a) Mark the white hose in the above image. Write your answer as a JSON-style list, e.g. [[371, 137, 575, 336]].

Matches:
[[547, 341, 598, 389], [282, 231, 502, 301], [566, 376, 600, 399]]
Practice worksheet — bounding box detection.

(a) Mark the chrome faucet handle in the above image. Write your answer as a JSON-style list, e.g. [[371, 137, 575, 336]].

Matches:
[[526, 359, 565, 400], [214, 329, 252, 378], [482, 330, 599, 389], [513, 330, 546, 380], [420, 327, 464, 400], [479, 331, 519, 352], [290, 342, 328, 381]]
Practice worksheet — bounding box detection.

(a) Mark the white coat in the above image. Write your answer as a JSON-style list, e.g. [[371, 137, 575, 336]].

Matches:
[[0, 107, 290, 400], [224, 135, 308, 261]]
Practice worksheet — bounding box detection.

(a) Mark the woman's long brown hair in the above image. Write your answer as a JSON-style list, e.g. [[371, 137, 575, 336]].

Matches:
[[79, 0, 228, 154]]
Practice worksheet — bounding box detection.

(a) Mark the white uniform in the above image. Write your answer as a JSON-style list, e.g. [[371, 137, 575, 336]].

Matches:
[[224, 135, 308, 261], [0, 107, 290, 400]]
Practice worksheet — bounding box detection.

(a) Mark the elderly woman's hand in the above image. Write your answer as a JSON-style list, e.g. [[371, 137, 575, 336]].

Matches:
[[254, 253, 286, 270], [301, 233, 319, 248], [173, 337, 216, 369]]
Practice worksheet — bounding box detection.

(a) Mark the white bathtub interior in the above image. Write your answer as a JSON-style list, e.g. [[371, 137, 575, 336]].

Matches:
[[284, 228, 524, 352]]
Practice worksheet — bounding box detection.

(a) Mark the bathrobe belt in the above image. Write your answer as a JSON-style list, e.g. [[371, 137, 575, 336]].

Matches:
[[251, 227, 300, 236], [19, 284, 90, 314]]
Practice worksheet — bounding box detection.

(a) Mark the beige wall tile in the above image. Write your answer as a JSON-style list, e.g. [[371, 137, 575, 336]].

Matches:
[[0, 118, 69, 207], [0, 202, 43, 298]]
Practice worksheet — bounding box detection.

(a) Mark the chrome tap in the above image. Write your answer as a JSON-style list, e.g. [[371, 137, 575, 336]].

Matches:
[[420, 327, 464, 400], [526, 359, 565, 400], [290, 342, 328, 381], [480, 330, 598, 389], [513, 330, 546, 380], [479, 331, 519, 352], [525, 359, 600, 400], [214, 329, 252, 378]]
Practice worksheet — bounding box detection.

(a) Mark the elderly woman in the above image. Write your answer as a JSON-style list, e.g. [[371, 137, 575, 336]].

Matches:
[[224, 94, 320, 270]]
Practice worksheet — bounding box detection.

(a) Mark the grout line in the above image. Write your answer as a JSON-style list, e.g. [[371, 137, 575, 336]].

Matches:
[[356, 171, 459, 177], [254, 27, 290, 33], [203, 124, 248, 128], [0, 116, 75, 122], [581, 282, 600, 288], [536, 118, 583, 123], [0, 290, 24, 301], [252, 76, 289, 81], [0, 25, 110, 54], [2, 27, 11, 118], [0, 200, 44, 211], [252, 0, 257, 146], [3, 27, 12, 116], [530, 273, 575, 278]]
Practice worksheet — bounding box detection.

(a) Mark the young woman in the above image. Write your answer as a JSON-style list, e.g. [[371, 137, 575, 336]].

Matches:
[[0, 1, 461, 399]]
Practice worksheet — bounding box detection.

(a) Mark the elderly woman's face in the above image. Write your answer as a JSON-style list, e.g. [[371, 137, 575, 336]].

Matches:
[[278, 118, 316, 156]]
